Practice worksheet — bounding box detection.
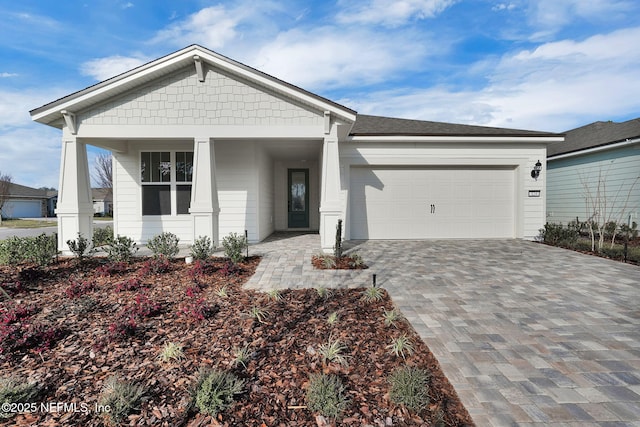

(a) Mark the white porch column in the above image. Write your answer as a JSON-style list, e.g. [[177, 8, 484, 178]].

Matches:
[[319, 128, 343, 253], [55, 135, 93, 255], [190, 137, 220, 246]]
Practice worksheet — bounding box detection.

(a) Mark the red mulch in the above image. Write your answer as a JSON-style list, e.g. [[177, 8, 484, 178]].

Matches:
[[0, 257, 473, 426]]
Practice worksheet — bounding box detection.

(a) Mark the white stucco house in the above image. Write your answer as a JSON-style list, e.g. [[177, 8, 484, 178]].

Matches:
[[30, 45, 562, 254]]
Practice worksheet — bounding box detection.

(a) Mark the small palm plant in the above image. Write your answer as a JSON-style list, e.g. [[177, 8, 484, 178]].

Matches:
[[387, 334, 415, 359], [318, 336, 349, 368]]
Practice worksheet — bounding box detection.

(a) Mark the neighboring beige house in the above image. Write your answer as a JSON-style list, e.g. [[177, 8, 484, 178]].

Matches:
[[92, 188, 113, 216], [30, 45, 562, 254]]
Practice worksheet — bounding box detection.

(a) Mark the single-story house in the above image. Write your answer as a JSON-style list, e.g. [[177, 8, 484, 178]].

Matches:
[[30, 45, 562, 254], [92, 188, 113, 216], [0, 182, 54, 219], [547, 118, 640, 226]]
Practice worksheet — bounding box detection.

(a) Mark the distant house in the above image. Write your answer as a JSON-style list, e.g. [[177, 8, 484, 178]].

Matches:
[[0, 182, 56, 219], [547, 118, 640, 226], [92, 188, 113, 216], [30, 45, 562, 254]]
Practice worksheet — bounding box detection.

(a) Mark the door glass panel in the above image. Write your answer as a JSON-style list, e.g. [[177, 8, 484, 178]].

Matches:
[[290, 171, 306, 212]]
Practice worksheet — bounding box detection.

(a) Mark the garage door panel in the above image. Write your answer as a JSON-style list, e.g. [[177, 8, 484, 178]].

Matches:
[[350, 167, 515, 239]]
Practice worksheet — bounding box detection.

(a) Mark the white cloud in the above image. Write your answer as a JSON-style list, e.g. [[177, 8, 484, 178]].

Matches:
[[80, 55, 149, 81], [350, 27, 640, 132], [150, 5, 241, 49], [492, 3, 517, 12], [122, 2, 134, 9], [0, 126, 61, 188], [0, 73, 18, 78], [337, 0, 457, 26], [252, 27, 431, 90]]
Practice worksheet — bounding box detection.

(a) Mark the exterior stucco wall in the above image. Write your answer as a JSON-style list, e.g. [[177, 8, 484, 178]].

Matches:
[[79, 66, 322, 127], [340, 141, 547, 240], [547, 145, 640, 225]]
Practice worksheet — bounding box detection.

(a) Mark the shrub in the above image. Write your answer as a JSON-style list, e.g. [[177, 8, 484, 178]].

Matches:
[[99, 376, 146, 426], [383, 308, 402, 328], [387, 334, 415, 359], [190, 235, 215, 260], [64, 279, 96, 299], [130, 293, 162, 318], [138, 256, 171, 276], [306, 373, 348, 419], [96, 261, 129, 276], [318, 337, 349, 367], [0, 376, 40, 419], [180, 298, 217, 322], [221, 232, 247, 264], [108, 313, 137, 340], [219, 260, 242, 277], [194, 369, 245, 416], [0, 303, 63, 355], [93, 225, 114, 247], [146, 232, 180, 258], [232, 345, 252, 369], [158, 342, 185, 363], [114, 277, 143, 292], [362, 286, 385, 302], [0, 234, 58, 267], [105, 235, 138, 263], [388, 366, 431, 412], [66, 233, 94, 261]]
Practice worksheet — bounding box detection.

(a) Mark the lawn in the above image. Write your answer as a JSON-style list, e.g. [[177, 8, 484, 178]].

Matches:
[[0, 256, 473, 426], [0, 219, 56, 229]]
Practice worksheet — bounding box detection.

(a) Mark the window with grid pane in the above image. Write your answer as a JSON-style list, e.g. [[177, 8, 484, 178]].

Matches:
[[141, 151, 192, 216]]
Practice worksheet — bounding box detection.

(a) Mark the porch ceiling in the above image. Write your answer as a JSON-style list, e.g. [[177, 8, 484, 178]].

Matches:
[[263, 140, 322, 160]]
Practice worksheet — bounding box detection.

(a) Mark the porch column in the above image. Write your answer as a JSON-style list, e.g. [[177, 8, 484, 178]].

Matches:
[[55, 135, 93, 255], [319, 130, 342, 253], [190, 137, 220, 246]]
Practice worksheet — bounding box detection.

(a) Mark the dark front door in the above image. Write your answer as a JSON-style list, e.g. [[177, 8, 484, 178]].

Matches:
[[288, 169, 309, 228]]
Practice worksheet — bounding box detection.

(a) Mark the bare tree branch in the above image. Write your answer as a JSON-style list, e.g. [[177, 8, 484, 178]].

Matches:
[[93, 153, 113, 195], [0, 173, 12, 223]]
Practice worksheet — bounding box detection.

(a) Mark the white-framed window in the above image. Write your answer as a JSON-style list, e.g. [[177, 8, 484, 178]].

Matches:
[[141, 151, 193, 216]]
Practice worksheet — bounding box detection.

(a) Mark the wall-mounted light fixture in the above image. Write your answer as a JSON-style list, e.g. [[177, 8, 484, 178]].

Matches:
[[531, 160, 542, 180]]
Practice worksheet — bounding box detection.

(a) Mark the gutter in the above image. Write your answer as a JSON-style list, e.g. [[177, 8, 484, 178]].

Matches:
[[548, 136, 640, 160]]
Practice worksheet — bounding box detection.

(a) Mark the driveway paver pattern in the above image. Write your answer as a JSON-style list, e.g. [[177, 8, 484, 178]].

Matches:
[[246, 234, 640, 426]]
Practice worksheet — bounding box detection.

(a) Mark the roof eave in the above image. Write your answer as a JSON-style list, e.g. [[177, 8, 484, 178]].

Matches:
[[30, 45, 357, 126], [348, 135, 564, 143]]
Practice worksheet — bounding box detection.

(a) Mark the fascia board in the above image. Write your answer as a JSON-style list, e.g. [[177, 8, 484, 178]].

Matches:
[[348, 135, 565, 143]]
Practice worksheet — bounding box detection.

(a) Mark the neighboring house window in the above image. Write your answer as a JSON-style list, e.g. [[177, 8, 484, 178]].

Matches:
[[141, 151, 193, 215]]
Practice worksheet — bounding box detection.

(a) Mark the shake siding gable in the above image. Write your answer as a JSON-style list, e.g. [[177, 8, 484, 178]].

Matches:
[[79, 66, 322, 128]]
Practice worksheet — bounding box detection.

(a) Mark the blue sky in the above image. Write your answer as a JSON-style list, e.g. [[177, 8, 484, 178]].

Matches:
[[1, 0, 639, 189]]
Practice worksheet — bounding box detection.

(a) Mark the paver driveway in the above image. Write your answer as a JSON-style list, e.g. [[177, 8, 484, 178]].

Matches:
[[246, 235, 640, 426]]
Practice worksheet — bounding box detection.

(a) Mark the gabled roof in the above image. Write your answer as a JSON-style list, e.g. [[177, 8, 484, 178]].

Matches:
[[30, 45, 357, 127], [92, 188, 113, 201], [351, 114, 560, 137], [2, 182, 52, 199], [548, 118, 640, 157]]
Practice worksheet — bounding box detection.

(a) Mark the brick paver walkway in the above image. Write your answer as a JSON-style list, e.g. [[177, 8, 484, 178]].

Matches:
[[245, 233, 640, 426]]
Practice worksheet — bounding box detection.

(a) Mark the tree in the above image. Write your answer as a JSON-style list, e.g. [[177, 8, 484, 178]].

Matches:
[[0, 173, 12, 224], [93, 152, 113, 194]]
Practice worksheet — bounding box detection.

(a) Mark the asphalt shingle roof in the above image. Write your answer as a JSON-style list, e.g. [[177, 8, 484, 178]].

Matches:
[[2, 182, 51, 199], [548, 118, 640, 157], [350, 114, 559, 137]]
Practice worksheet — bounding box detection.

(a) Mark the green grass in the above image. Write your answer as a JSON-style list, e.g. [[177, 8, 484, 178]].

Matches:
[[0, 219, 56, 229]]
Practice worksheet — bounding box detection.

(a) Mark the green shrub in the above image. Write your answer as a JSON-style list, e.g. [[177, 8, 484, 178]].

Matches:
[[146, 232, 180, 258], [388, 366, 431, 412], [222, 232, 247, 264], [66, 233, 94, 261], [98, 376, 146, 426], [306, 373, 348, 419], [0, 234, 57, 267], [93, 226, 114, 247], [105, 235, 138, 263], [194, 369, 245, 416], [190, 235, 215, 260], [0, 376, 40, 419], [538, 222, 579, 247]]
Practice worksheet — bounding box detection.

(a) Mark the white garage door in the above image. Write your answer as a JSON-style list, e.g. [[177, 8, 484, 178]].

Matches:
[[350, 167, 515, 239]]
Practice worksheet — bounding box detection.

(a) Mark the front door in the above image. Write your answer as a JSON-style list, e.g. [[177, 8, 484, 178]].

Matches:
[[288, 169, 309, 228]]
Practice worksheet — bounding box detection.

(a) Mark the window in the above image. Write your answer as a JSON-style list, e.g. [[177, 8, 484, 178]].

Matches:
[[141, 151, 193, 216]]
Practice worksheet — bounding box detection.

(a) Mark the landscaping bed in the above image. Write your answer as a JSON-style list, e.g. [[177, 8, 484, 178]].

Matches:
[[1, 256, 473, 426]]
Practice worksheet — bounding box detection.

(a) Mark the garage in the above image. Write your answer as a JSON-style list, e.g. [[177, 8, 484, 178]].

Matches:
[[2, 200, 43, 218], [349, 166, 515, 239]]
